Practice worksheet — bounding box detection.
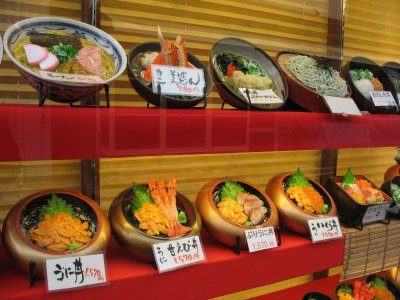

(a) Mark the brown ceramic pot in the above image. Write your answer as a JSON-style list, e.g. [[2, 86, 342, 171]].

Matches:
[[266, 173, 337, 235], [196, 178, 279, 249], [384, 148, 400, 182], [108, 185, 202, 261], [2, 190, 111, 277]]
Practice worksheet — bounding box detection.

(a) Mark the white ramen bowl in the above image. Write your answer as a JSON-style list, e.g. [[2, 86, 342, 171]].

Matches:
[[3, 17, 127, 104]]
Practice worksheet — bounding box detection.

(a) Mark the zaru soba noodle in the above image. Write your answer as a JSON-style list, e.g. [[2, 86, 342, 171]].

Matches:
[[286, 55, 348, 97]]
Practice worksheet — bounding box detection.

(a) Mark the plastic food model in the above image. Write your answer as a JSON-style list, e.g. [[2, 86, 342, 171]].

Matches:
[[325, 169, 392, 229], [127, 27, 211, 108], [338, 169, 386, 205], [2, 190, 111, 276], [196, 177, 278, 249], [276, 50, 350, 112], [108, 179, 202, 261], [3, 17, 126, 104], [384, 148, 400, 182], [266, 169, 337, 235], [210, 37, 288, 110], [342, 56, 398, 114]]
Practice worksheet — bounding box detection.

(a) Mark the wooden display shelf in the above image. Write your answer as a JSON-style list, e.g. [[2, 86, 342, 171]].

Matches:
[[342, 219, 400, 280]]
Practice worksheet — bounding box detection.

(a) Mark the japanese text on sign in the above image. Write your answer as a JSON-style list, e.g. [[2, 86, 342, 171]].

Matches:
[[245, 226, 278, 252], [307, 217, 343, 243], [239, 88, 283, 105], [39, 71, 105, 84], [323, 96, 362, 116], [45, 253, 107, 292], [370, 91, 398, 107], [151, 65, 205, 96], [362, 203, 391, 224], [152, 235, 205, 273]]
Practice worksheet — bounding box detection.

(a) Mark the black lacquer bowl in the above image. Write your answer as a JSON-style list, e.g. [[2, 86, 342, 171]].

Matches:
[[108, 185, 202, 261], [196, 178, 279, 249], [210, 37, 288, 110], [325, 175, 393, 229], [2, 190, 111, 277], [381, 175, 400, 218], [366, 274, 400, 299], [302, 291, 333, 300], [127, 42, 212, 108], [342, 56, 399, 114]]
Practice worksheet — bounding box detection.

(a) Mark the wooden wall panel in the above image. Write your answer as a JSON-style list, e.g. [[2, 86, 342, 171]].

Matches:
[[337, 147, 397, 187], [99, 150, 323, 212], [100, 0, 330, 107], [343, 0, 400, 64], [0, 160, 81, 227]]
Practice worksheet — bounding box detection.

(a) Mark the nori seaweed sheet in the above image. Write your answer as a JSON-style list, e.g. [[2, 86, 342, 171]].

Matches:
[[29, 33, 82, 49]]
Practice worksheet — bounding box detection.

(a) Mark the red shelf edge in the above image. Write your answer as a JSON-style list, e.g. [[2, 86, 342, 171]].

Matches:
[[0, 104, 399, 162]]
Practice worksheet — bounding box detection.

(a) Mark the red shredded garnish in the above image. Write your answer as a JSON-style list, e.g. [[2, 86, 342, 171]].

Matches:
[[227, 62, 236, 78]]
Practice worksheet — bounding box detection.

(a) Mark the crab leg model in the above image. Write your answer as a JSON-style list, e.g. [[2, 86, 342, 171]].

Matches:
[[143, 26, 190, 82]]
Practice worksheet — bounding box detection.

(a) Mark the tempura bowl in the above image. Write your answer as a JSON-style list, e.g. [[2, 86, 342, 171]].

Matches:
[[196, 178, 279, 249], [108, 185, 202, 261], [2, 189, 111, 277], [210, 37, 288, 110], [266, 173, 337, 235], [3, 17, 127, 104]]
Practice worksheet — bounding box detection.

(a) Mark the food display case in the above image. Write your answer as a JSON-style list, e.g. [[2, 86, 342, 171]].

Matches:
[[1, 1, 400, 299]]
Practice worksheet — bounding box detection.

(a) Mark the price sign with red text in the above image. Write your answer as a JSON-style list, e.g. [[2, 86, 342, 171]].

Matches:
[[370, 90, 398, 107], [152, 235, 205, 273], [151, 65, 205, 96], [245, 227, 278, 252], [39, 71, 105, 84], [307, 217, 343, 243], [45, 253, 108, 292]]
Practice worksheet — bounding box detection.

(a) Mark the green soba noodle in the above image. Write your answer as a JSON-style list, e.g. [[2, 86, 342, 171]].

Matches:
[[287, 55, 348, 97], [13, 31, 115, 80]]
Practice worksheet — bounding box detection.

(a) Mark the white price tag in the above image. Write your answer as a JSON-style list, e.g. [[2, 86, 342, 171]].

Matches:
[[370, 91, 398, 107], [39, 71, 105, 84], [245, 226, 278, 252], [151, 65, 205, 96], [323, 96, 362, 116], [239, 88, 283, 104], [0, 35, 3, 64], [45, 253, 108, 292], [362, 203, 391, 224], [307, 217, 343, 243], [152, 235, 205, 273]]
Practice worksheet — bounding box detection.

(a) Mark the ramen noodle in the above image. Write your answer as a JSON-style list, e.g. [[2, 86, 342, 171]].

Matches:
[[12, 31, 115, 79]]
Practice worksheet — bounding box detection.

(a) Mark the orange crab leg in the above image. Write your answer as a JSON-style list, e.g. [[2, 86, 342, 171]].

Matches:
[[174, 36, 188, 67], [143, 53, 165, 82]]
